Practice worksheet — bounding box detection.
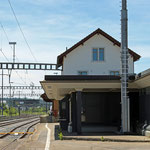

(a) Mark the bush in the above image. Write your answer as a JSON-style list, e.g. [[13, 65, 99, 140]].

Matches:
[[58, 128, 63, 140], [58, 132, 63, 140]]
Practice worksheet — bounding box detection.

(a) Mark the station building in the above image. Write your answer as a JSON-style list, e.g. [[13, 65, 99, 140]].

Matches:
[[40, 28, 150, 134]]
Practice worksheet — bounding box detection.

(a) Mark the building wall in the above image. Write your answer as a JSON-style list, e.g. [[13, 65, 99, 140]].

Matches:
[[62, 34, 134, 75], [139, 87, 150, 124]]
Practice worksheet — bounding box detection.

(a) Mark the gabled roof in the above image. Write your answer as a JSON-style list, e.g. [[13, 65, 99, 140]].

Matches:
[[57, 28, 141, 66]]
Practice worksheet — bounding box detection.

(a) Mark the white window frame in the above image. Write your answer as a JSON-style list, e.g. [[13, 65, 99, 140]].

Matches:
[[110, 71, 120, 76], [92, 48, 105, 62], [78, 71, 88, 75]]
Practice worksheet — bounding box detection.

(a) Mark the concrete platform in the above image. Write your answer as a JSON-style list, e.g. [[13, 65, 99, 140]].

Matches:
[[3, 123, 149, 150], [62, 134, 150, 142], [14, 123, 56, 150], [59, 126, 150, 142]]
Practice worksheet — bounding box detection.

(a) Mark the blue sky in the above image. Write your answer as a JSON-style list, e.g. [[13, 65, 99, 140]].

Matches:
[[0, 0, 150, 86]]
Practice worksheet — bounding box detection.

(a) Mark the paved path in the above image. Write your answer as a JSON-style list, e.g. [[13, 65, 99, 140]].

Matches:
[[51, 140, 150, 150], [1, 123, 149, 150], [15, 123, 54, 150]]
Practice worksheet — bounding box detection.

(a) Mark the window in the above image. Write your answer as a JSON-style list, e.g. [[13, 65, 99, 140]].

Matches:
[[99, 48, 104, 61], [92, 48, 104, 61], [93, 49, 98, 61], [78, 71, 88, 75], [110, 71, 120, 76]]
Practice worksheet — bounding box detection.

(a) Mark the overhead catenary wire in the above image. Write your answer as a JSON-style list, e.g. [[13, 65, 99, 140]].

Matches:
[[0, 48, 27, 85], [0, 48, 9, 62], [0, 25, 1, 40], [7, 0, 38, 63], [0, 49, 27, 85], [0, 22, 12, 86], [0, 22, 33, 85], [0, 22, 26, 85], [0, 23, 10, 45]]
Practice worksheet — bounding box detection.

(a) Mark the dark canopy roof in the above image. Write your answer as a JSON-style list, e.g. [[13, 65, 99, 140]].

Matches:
[[41, 93, 53, 102], [57, 28, 141, 67], [45, 75, 121, 81]]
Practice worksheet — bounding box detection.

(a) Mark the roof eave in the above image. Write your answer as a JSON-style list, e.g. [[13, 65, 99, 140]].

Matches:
[[57, 28, 141, 66]]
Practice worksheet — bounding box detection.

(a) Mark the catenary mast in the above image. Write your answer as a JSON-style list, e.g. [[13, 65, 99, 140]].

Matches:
[[121, 0, 130, 133]]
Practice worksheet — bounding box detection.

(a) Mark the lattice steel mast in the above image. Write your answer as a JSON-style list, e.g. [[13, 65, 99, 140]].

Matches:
[[121, 0, 130, 133]]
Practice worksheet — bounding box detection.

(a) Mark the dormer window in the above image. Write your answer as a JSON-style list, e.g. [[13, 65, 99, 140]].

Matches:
[[92, 48, 104, 61]]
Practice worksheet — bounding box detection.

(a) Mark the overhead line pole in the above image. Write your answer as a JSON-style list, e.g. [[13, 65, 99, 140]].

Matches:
[[9, 42, 16, 107], [1, 72, 9, 115], [121, 0, 130, 133], [1, 69, 4, 116]]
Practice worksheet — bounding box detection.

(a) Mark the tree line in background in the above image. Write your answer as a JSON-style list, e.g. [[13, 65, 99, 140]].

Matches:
[[0, 103, 47, 116]]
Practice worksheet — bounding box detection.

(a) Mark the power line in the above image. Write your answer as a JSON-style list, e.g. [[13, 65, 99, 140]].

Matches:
[[14, 71, 28, 85], [7, 0, 38, 63], [0, 22, 13, 86], [12, 54, 33, 84], [0, 49, 9, 62], [0, 22, 26, 85], [0, 22, 33, 85], [0, 49, 27, 85], [0, 26, 2, 49], [0, 23, 10, 45], [0, 22, 13, 53]]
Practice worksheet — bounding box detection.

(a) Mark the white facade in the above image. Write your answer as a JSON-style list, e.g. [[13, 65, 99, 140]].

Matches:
[[62, 34, 134, 75]]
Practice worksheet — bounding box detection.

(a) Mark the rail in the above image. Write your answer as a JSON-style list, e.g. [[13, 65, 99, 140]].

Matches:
[[0, 118, 39, 149], [0, 115, 39, 127]]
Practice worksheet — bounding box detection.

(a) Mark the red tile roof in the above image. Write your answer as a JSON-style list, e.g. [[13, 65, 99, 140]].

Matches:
[[57, 28, 141, 67]]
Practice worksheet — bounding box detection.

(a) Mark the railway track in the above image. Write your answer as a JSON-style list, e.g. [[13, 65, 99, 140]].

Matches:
[[0, 115, 39, 122], [0, 117, 40, 150], [0, 115, 39, 127]]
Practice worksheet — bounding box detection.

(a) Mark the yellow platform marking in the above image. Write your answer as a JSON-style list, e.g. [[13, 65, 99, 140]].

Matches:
[[0, 131, 35, 135], [0, 128, 37, 135]]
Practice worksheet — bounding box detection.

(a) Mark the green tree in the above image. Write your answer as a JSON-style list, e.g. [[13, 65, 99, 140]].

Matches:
[[9, 107, 17, 116]]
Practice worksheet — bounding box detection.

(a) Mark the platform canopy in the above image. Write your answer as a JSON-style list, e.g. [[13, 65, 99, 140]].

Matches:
[[40, 73, 150, 101], [41, 75, 122, 100], [130, 69, 150, 89]]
